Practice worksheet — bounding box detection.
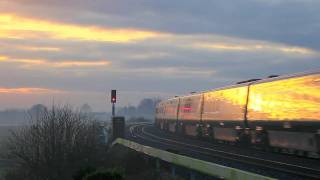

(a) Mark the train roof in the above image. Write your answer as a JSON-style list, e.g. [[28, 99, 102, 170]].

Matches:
[[250, 69, 320, 85], [162, 69, 320, 101]]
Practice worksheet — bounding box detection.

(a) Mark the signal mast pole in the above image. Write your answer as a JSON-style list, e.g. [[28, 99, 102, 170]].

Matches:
[[112, 103, 115, 117]]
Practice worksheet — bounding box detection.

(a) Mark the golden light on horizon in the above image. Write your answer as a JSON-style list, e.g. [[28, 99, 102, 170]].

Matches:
[[0, 87, 63, 94], [195, 43, 250, 51], [14, 59, 46, 64], [279, 47, 313, 54], [0, 14, 162, 42], [0, 56, 8, 61], [17, 45, 61, 52], [0, 55, 111, 68], [192, 42, 317, 55], [52, 61, 111, 67]]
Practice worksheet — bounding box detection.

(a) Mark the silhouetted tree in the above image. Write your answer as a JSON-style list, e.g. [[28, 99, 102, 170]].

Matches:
[[3, 105, 106, 180], [29, 104, 47, 114], [28, 104, 47, 120]]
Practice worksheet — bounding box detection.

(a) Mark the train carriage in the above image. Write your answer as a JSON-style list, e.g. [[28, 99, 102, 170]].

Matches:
[[155, 98, 179, 131], [155, 70, 320, 157], [247, 72, 320, 156], [202, 85, 249, 142], [177, 94, 202, 136]]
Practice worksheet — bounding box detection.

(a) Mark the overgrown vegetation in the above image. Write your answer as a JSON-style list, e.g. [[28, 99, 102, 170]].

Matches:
[[73, 167, 124, 180], [2, 105, 108, 180], [83, 168, 124, 180], [0, 105, 182, 180]]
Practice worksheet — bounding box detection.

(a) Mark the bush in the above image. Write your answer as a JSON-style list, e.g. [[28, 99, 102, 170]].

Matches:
[[84, 168, 124, 180], [3, 105, 107, 180], [73, 166, 97, 180]]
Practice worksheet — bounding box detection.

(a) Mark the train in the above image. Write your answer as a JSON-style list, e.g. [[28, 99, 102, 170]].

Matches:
[[155, 70, 320, 158]]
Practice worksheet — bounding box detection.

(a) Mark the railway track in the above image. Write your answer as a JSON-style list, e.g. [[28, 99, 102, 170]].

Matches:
[[128, 123, 320, 180]]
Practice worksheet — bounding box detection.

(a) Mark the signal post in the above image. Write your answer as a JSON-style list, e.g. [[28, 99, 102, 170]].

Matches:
[[110, 90, 125, 139], [111, 90, 116, 116]]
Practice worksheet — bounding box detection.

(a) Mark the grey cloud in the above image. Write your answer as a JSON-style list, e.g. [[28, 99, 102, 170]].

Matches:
[[2, 0, 320, 51], [1, 0, 319, 110], [1, 35, 318, 94]]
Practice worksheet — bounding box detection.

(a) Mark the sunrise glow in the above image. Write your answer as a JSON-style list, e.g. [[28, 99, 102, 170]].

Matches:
[[0, 87, 63, 94], [0, 56, 111, 68], [193, 42, 316, 55], [0, 14, 162, 42]]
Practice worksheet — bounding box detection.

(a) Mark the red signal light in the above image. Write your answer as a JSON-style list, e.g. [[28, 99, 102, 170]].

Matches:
[[111, 90, 116, 103]]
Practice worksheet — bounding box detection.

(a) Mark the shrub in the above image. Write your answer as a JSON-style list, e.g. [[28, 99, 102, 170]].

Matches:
[[3, 105, 107, 180], [84, 168, 124, 180]]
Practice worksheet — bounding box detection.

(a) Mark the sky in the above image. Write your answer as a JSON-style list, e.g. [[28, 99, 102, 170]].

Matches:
[[0, 0, 319, 111]]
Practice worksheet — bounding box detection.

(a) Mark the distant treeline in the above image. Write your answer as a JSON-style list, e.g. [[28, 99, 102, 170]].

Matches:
[[0, 98, 161, 125], [117, 98, 161, 121]]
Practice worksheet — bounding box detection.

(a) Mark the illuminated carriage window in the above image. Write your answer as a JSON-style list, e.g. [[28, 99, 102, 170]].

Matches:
[[178, 95, 202, 120], [182, 106, 192, 112]]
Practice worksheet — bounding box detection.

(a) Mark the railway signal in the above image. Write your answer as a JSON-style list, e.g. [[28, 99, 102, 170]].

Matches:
[[111, 90, 116, 103], [109, 90, 125, 139], [111, 90, 116, 116]]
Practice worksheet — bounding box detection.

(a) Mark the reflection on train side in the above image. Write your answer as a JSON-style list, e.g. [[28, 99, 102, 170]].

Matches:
[[202, 86, 248, 121], [157, 99, 179, 120], [247, 74, 320, 121], [178, 95, 202, 121]]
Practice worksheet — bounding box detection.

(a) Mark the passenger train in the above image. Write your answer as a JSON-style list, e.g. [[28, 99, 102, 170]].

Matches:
[[155, 70, 320, 158]]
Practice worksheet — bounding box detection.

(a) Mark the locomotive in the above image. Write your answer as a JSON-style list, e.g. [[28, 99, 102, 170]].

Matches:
[[155, 70, 320, 158]]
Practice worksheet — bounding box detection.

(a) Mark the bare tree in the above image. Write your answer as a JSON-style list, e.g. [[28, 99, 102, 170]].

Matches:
[[3, 105, 106, 180]]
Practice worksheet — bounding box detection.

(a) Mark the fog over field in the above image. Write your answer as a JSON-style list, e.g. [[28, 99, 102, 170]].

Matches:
[[0, 97, 159, 129]]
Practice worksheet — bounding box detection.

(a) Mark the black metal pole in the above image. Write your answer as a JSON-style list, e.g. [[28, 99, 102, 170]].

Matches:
[[112, 102, 115, 117]]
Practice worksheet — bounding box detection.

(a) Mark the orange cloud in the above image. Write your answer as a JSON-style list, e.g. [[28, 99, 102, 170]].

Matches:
[[279, 47, 313, 55], [0, 55, 111, 68], [0, 87, 63, 94], [196, 43, 250, 51], [17, 45, 61, 52], [192, 42, 316, 55], [0, 55, 8, 61], [13, 59, 46, 64], [0, 14, 163, 42], [52, 61, 110, 67]]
